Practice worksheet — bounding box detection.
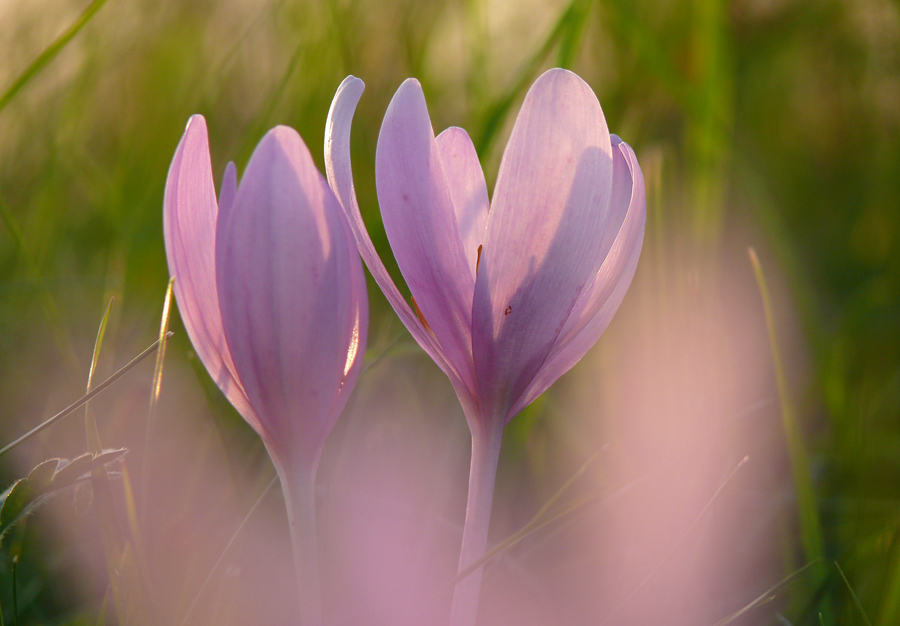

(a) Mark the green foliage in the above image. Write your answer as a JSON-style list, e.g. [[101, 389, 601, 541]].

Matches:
[[836, 561, 874, 626], [0, 0, 110, 115], [0, 450, 126, 544], [751, 248, 826, 568]]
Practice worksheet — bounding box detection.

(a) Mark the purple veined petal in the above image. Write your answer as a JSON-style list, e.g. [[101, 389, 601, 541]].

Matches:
[[375, 79, 477, 392], [543, 136, 640, 350], [219, 161, 238, 219], [435, 127, 490, 279], [162, 115, 259, 432], [324, 75, 478, 415], [216, 126, 360, 466], [471, 68, 615, 421], [329, 199, 370, 426], [510, 138, 646, 417], [322, 98, 370, 418]]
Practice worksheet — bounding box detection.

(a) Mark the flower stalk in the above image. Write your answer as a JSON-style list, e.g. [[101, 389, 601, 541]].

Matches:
[[275, 455, 324, 626], [450, 416, 504, 626]]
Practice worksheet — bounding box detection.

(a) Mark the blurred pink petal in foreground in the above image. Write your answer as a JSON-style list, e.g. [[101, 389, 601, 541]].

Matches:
[[163, 116, 368, 625], [325, 68, 645, 626]]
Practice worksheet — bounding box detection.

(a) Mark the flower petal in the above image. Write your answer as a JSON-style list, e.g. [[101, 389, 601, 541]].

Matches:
[[471, 68, 614, 420], [219, 161, 238, 219], [375, 79, 477, 390], [162, 115, 258, 431], [324, 76, 477, 414], [435, 126, 490, 278], [510, 138, 646, 416], [216, 126, 359, 464], [332, 202, 370, 426]]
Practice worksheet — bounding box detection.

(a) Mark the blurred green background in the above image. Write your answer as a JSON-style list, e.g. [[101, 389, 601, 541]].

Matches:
[[0, 0, 898, 624]]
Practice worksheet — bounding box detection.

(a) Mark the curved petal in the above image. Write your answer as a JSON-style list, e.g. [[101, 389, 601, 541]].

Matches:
[[219, 161, 238, 219], [471, 68, 614, 421], [435, 126, 489, 278], [216, 126, 358, 466], [330, 203, 370, 427], [510, 138, 646, 417], [324, 76, 477, 415], [162, 115, 259, 431], [375, 79, 476, 390]]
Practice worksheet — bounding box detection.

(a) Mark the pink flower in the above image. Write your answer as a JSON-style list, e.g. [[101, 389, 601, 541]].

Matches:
[[163, 116, 368, 625], [325, 68, 645, 625]]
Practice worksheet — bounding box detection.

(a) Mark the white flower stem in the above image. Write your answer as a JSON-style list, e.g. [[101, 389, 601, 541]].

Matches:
[[274, 454, 324, 626], [449, 418, 505, 626]]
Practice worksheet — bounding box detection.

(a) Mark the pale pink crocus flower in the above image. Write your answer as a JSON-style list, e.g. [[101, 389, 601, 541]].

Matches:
[[163, 116, 368, 626], [325, 69, 645, 626]]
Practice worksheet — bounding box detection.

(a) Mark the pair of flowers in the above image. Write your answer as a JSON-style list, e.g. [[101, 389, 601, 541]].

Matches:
[[163, 69, 645, 626]]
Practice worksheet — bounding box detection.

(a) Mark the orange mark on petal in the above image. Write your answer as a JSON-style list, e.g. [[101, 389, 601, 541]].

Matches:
[[504, 305, 512, 316], [411, 296, 433, 334], [476, 244, 483, 274]]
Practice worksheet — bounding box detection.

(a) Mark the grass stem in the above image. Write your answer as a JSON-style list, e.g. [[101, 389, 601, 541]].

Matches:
[[749, 248, 825, 564], [0, 0, 111, 115], [0, 334, 171, 458]]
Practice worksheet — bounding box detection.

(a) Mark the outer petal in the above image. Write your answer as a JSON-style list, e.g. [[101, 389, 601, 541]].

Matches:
[[471, 68, 614, 421], [435, 127, 490, 278], [332, 196, 370, 429], [219, 161, 238, 219], [510, 138, 646, 416], [162, 115, 259, 431], [324, 76, 477, 415], [375, 79, 476, 391], [216, 126, 359, 465]]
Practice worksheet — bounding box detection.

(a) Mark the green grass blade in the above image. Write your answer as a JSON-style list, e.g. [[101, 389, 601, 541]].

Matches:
[[118, 462, 145, 566], [453, 453, 750, 592], [140, 279, 174, 522], [451, 450, 604, 585], [359, 330, 406, 378], [237, 40, 307, 165], [684, 0, 734, 242], [11, 556, 18, 626], [0, 198, 81, 374], [711, 560, 820, 626], [177, 476, 278, 626], [877, 535, 900, 626], [835, 561, 873, 626], [750, 247, 831, 621], [606, 0, 696, 112], [0, 335, 170, 458], [149, 279, 175, 413], [86, 298, 115, 454], [200, 0, 289, 108], [524, 449, 601, 526], [0, 452, 127, 546], [555, 0, 593, 68], [81, 298, 133, 626], [94, 590, 109, 626], [99, 460, 157, 626], [599, 456, 749, 626], [749, 248, 825, 565], [474, 0, 592, 157], [0, 0, 111, 115]]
